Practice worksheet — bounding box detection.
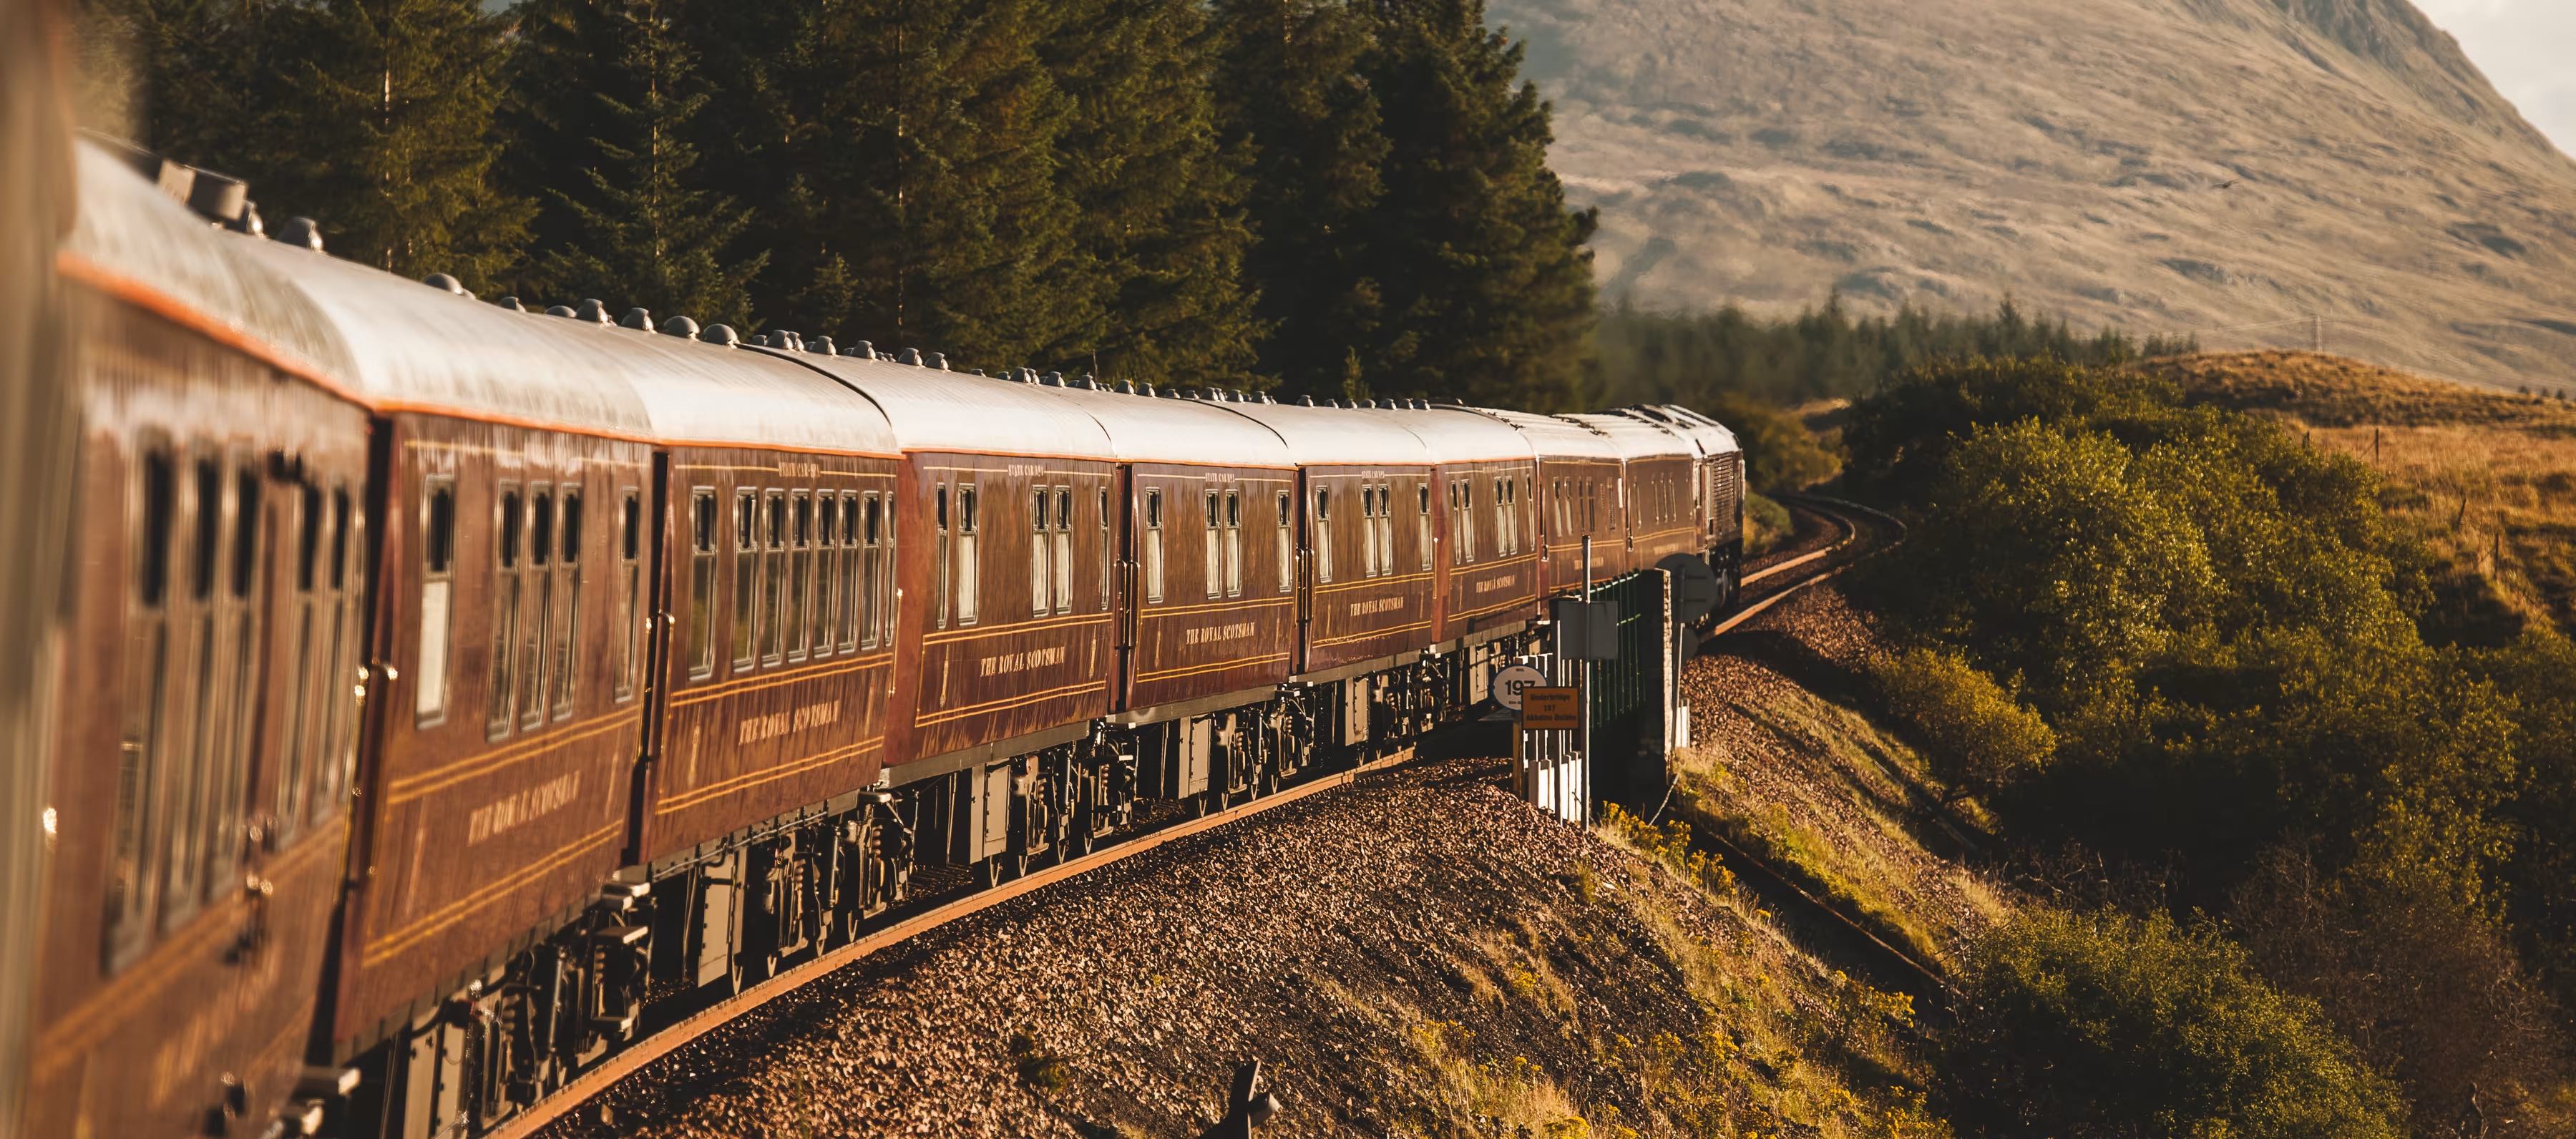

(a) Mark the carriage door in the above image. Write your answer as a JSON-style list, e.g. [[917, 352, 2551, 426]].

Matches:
[[1112, 467, 1137, 709]]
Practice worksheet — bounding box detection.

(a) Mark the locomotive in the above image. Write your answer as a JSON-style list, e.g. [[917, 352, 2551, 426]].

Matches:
[[15, 139, 1743, 1139]]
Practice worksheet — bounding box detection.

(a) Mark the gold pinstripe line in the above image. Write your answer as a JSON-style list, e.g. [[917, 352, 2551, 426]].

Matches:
[[383, 709, 633, 800], [364, 823, 621, 965], [1143, 596, 1294, 619], [656, 737, 885, 813], [922, 612, 1110, 646], [1135, 652, 1292, 683], [1312, 618, 1435, 647], [913, 679, 1107, 728], [672, 654, 892, 708]]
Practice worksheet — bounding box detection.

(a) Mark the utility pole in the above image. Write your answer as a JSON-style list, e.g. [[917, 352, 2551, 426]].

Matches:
[[1579, 536, 1593, 828]]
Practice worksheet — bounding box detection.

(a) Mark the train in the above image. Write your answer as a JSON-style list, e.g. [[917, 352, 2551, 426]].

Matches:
[[15, 138, 1743, 1139]]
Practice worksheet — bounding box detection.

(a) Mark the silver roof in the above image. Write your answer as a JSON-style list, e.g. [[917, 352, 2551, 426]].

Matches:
[[1446, 406, 1623, 462], [1027, 385, 1297, 468], [793, 358, 1116, 460], [1204, 400, 1435, 466], [63, 142, 359, 390], [1561, 412, 1694, 463], [1357, 407, 1538, 466], [1626, 405, 1742, 458]]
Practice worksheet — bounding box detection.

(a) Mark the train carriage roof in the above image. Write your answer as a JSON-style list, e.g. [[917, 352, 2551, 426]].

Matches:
[[1206, 399, 1435, 467], [1626, 405, 1742, 459], [792, 358, 1117, 461], [63, 143, 361, 388], [229, 237, 904, 454], [1443, 406, 1623, 464], [1358, 406, 1538, 466], [1560, 412, 1694, 464], [1024, 383, 1297, 468]]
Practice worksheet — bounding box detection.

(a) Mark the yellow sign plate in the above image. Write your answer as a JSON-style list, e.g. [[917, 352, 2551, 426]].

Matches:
[[1519, 686, 1581, 730]]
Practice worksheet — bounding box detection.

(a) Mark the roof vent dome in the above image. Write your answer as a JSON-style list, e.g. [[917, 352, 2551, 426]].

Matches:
[[276, 217, 323, 251], [661, 316, 701, 338], [1043, 371, 1064, 386], [810, 336, 837, 356], [897, 348, 923, 366], [494, 295, 527, 313], [618, 308, 655, 332], [1143, 383, 1158, 397], [701, 323, 740, 347], [850, 340, 875, 360], [423, 273, 467, 296], [925, 352, 949, 371], [545, 305, 577, 318], [575, 298, 613, 325]]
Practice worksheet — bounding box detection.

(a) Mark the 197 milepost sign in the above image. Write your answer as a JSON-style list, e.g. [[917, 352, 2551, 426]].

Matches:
[[1492, 663, 1546, 711]]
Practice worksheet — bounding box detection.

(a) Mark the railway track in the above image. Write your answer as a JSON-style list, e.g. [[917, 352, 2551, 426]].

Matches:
[[1714, 492, 1906, 636], [498, 504, 1892, 1138], [499, 743, 1424, 1138]]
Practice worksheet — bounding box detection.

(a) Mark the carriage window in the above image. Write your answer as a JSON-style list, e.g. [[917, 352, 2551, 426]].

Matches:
[[1495, 476, 1511, 554], [1418, 484, 1433, 571], [1204, 489, 1222, 598], [1143, 489, 1165, 604], [935, 484, 951, 631], [815, 491, 839, 660], [1460, 480, 1478, 564], [487, 484, 524, 738], [761, 490, 788, 663], [107, 450, 176, 967], [1054, 487, 1074, 614], [552, 489, 582, 718], [312, 486, 359, 827], [416, 477, 456, 721], [1033, 487, 1053, 617], [520, 488, 553, 730], [1224, 490, 1243, 597], [206, 466, 263, 901], [731, 489, 757, 671], [955, 485, 979, 625], [1098, 487, 1112, 609], [1312, 487, 1333, 584], [1276, 491, 1292, 594], [1377, 484, 1396, 579], [615, 490, 639, 700], [786, 492, 812, 663], [834, 494, 855, 654], [688, 489, 717, 680], [277, 485, 322, 840], [859, 494, 883, 649]]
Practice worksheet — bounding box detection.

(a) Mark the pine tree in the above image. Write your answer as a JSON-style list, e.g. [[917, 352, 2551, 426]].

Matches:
[[79, 0, 306, 192], [1211, 0, 1390, 399], [270, 0, 530, 287], [503, 0, 762, 326], [1040, 0, 1260, 388], [1358, 0, 1596, 410], [693, 0, 1090, 371]]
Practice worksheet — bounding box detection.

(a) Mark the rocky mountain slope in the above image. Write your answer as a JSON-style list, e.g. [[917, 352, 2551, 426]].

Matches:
[[1494, 0, 2576, 389]]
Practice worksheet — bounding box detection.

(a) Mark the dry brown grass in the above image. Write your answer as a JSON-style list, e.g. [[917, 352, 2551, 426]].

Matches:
[[2139, 351, 2576, 635]]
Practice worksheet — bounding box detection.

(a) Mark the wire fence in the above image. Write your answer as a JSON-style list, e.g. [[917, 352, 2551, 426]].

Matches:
[[2157, 313, 2576, 396]]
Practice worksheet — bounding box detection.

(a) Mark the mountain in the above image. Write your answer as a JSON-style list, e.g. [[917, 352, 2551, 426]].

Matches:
[[1491, 0, 2576, 390]]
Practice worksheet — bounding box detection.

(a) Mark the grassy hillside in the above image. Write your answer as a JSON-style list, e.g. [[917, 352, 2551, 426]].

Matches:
[[1491, 0, 2576, 391], [2138, 350, 2576, 637]]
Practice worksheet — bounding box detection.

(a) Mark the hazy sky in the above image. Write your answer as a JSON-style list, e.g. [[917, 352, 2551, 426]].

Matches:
[[2414, 0, 2576, 156]]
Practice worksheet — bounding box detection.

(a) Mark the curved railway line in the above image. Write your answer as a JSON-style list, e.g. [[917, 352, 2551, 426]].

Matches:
[[494, 490, 1901, 1138]]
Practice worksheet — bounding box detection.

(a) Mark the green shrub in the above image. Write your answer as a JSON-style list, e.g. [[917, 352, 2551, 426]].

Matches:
[[1743, 492, 1792, 555], [1868, 647, 2054, 803], [1707, 392, 1840, 492], [1946, 909, 2404, 1139]]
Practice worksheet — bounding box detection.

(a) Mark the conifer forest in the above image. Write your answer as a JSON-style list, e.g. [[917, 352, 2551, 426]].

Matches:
[[78, 0, 1601, 408]]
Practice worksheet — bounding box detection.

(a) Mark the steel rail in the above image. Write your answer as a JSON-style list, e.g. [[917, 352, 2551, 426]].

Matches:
[[487, 744, 1420, 1139]]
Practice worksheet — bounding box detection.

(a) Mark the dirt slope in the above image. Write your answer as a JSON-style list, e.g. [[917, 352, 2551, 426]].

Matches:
[[1493, 0, 2576, 390]]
